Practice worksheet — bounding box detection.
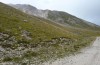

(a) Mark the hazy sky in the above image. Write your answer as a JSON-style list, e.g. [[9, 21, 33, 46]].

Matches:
[[0, 0, 100, 25]]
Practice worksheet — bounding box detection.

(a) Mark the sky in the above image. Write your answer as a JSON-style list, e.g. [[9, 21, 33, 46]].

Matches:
[[0, 0, 100, 25]]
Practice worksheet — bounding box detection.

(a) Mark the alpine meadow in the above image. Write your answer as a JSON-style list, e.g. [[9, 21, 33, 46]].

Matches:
[[0, 2, 100, 65]]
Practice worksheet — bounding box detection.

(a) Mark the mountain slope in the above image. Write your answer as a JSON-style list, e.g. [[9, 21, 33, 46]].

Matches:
[[0, 3, 77, 42], [9, 4, 100, 30], [0, 2, 100, 65]]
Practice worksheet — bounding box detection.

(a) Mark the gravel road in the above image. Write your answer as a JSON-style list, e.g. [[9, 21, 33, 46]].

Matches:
[[42, 37, 100, 65]]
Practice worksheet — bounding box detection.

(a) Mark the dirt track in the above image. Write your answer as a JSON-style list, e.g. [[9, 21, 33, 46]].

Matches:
[[42, 37, 100, 65]]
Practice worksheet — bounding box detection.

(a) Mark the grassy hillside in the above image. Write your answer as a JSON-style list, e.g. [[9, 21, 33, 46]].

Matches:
[[47, 11, 100, 30], [0, 3, 77, 41], [0, 2, 100, 65], [9, 4, 100, 31]]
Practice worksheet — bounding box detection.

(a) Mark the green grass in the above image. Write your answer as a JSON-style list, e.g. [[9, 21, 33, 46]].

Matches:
[[0, 2, 78, 42]]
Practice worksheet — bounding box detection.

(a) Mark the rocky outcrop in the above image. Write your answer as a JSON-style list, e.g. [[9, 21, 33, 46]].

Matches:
[[21, 30, 32, 40], [0, 32, 74, 64]]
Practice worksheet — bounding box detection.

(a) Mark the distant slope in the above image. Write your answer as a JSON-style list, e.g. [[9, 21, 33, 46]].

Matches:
[[0, 2, 100, 65], [9, 4, 100, 30]]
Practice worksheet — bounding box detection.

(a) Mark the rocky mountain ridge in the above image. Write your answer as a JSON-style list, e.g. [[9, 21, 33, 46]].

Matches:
[[9, 4, 100, 30]]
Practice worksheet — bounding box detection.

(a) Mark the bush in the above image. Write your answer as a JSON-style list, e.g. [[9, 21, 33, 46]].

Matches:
[[3, 57, 12, 62], [23, 51, 38, 58], [12, 57, 21, 62], [21, 63, 27, 65]]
